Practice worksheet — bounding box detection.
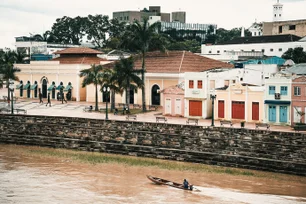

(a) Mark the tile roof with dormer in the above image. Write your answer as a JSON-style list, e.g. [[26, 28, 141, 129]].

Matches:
[[133, 51, 233, 73], [51, 47, 106, 64]]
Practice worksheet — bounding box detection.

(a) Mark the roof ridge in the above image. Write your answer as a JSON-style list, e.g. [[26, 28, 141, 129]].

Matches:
[[179, 51, 185, 73]]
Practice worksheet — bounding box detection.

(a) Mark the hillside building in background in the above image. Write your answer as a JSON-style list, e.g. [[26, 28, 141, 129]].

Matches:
[[262, 0, 306, 37], [113, 6, 216, 41]]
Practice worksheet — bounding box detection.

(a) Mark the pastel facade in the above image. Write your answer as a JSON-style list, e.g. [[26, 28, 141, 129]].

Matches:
[[291, 76, 306, 124], [161, 84, 185, 116], [184, 66, 273, 119], [264, 74, 292, 125], [214, 83, 265, 122]]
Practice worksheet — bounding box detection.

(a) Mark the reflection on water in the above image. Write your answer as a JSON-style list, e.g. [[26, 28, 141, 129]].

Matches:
[[0, 145, 305, 204]]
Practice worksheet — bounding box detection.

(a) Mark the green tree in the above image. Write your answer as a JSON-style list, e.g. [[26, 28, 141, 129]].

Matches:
[[86, 15, 110, 48], [114, 57, 142, 111], [0, 49, 21, 100], [51, 16, 87, 44], [79, 64, 105, 111], [120, 17, 166, 111], [99, 68, 123, 112], [213, 27, 252, 44], [282, 47, 306, 64]]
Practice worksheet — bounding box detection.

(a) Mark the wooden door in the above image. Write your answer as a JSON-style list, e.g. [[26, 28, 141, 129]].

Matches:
[[252, 102, 259, 120], [232, 101, 245, 120], [175, 99, 181, 115], [218, 100, 225, 118], [165, 98, 171, 114], [189, 101, 202, 117]]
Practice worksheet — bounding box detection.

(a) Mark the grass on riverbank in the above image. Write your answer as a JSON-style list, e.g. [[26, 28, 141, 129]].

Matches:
[[20, 146, 265, 178]]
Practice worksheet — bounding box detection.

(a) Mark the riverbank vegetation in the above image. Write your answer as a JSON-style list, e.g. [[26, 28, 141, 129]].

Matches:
[[6, 144, 304, 181]]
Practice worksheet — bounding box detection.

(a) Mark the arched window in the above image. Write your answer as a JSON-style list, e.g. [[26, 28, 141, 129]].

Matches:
[[42, 79, 47, 98], [33, 81, 38, 98], [26, 81, 31, 98], [151, 85, 160, 106]]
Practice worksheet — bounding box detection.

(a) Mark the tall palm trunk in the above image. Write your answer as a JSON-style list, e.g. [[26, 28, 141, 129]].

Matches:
[[95, 83, 98, 111], [111, 89, 115, 112], [6, 80, 10, 101], [126, 80, 130, 111], [141, 51, 147, 112]]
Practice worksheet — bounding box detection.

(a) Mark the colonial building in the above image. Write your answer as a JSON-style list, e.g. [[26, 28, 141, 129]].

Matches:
[[214, 83, 265, 123], [201, 34, 305, 60], [264, 73, 292, 125], [184, 65, 275, 119], [161, 83, 185, 117], [15, 47, 108, 101], [291, 76, 306, 125], [15, 49, 232, 108]]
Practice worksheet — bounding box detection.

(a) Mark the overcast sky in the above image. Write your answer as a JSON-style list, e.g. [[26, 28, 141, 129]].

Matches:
[[0, 0, 306, 49]]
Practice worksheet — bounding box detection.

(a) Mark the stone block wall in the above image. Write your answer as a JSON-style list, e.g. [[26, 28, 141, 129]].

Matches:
[[0, 114, 305, 175]]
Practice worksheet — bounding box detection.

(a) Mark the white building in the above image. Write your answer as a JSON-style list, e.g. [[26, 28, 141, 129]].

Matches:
[[264, 73, 291, 125], [249, 22, 263, 37], [201, 34, 306, 60], [273, 0, 283, 22], [184, 65, 278, 119]]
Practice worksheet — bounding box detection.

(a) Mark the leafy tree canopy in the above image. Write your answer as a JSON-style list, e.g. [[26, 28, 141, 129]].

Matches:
[[282, 47, 306, 64]]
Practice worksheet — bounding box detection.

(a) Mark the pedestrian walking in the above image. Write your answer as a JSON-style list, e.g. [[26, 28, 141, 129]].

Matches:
[[39, 89, 43, 104], [46, 92, 51, 107], [60, 87, 67, 104]]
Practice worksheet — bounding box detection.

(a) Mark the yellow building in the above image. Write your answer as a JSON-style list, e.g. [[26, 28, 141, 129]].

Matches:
[[15, 48, 233, 107], [214, 83, 265, 122]]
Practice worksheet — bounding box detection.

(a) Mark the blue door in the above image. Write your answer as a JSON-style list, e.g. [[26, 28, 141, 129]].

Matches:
[[268, 106, 276, 122], [279, 106, 288, 123]]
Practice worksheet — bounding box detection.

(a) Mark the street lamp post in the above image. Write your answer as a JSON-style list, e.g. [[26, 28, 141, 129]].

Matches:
[[210, 93, 217, 127], [9, 80, 14, 115], [103, 86, 110, 120]]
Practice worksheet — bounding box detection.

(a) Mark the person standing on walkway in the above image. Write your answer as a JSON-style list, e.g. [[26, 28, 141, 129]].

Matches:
[[60, 87, 67, 104], [39, 89, 43, 104], [46, 92, 51, 107]]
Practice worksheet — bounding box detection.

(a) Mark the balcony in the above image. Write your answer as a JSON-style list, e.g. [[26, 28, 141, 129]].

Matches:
[[275, 93, 281, 100]]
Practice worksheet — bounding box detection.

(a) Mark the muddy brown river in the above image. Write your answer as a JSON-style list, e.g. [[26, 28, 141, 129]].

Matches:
[[0, 145, 305, 204]]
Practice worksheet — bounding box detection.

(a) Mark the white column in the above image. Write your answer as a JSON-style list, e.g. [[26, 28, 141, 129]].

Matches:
[[76, 65, 80, 102]]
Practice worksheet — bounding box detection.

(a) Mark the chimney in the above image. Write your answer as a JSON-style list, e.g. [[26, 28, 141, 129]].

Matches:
[[241, 27, 245, 37]]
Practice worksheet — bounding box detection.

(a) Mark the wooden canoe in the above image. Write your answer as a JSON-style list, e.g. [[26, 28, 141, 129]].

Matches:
[[147, 175, 194, 191]]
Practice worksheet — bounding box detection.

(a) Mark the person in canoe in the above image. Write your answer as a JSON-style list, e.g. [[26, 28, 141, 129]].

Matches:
[[183, 179, 194, 191]]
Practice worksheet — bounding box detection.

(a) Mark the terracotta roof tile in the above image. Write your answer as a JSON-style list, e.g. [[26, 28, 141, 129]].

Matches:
[[54, 47, 103, 54], [51, 56, 106, 64], [161, 85, 184, 95], [134, 51, 233, 73]]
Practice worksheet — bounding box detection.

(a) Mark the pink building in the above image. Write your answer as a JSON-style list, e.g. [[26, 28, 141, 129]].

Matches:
[[161, 85, 185, 117], [291, 76, 306, 125]]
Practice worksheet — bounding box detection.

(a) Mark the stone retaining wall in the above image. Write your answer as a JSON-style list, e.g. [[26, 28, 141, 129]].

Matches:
[[0, 114, 305, 176]]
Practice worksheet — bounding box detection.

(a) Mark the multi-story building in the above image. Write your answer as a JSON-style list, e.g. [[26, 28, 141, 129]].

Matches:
[[161, 22, 216, 41], [113, 6, 170, 23], [171, 11, 186, 23], [264, 73, 292, 125], [184, 65, 277, 119], [262, 0, 306, 37], [291, 76, 306, 125], [201, 34, 306, 59]]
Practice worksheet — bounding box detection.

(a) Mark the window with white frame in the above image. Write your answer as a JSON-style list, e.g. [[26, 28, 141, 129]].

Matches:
[[294, 86, 301, 96]]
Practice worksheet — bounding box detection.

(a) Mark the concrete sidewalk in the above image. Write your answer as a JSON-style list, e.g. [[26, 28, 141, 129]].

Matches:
[[0, 96, 298, 133]]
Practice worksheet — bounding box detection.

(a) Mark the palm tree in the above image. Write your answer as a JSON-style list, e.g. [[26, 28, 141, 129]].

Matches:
[[79, 64, 105, 111], [98, 68, 123, 112], [114, 57, 142, 111], [0, 49, 21, 100], [120, 17, 166, 112], [0, 64, 21, 100]]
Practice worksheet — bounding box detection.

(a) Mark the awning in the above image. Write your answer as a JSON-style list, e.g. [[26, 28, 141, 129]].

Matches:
[[48, 85, 56, 91], [16, 84, 23, 89], [264, 100, 291, 105], [56, 85, 64, 90], [23, 83, 30, 89], [64, 85, 73, 92], [30, 84, 37, 90]]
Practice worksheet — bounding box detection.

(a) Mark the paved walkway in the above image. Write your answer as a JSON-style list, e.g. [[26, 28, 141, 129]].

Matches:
[[0, 95, 299, 133]]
